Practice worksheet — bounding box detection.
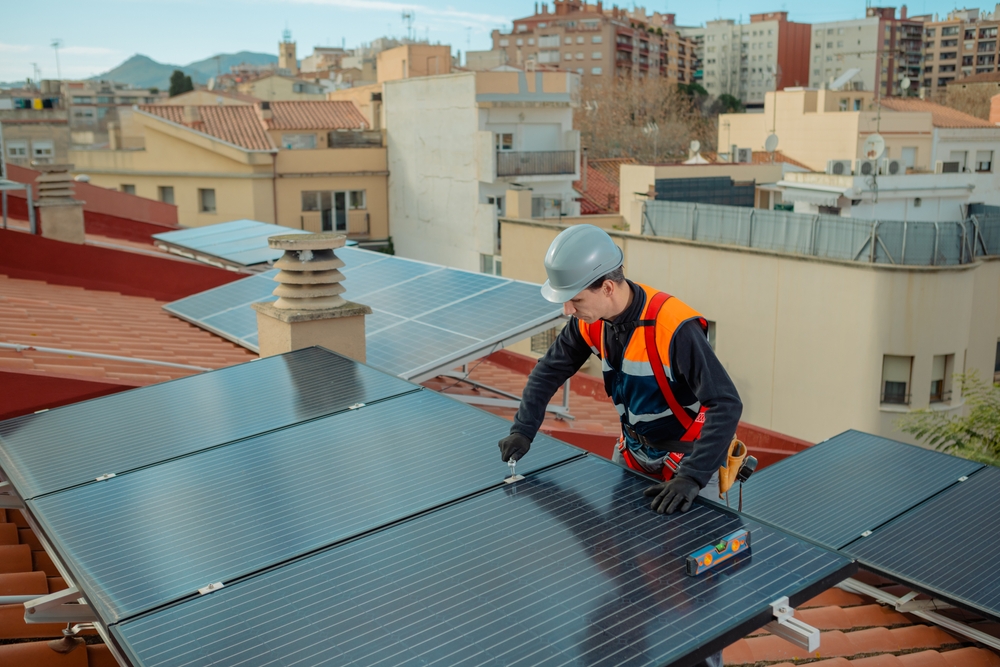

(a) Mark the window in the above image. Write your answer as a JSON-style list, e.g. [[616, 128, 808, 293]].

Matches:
[[158, 186, 174, 205], [577, 67, 583, 74], [902, 146, 917, 168], [499, 38, 509, 47], [97, 96, 112, 104], [982, 27, 999, 39], [480, 253, 502, 276], [538, 34, 559, 47], [576, 52, 584, 59], [925, 28, 936, 37], [941, 26, 959, 36], [121, 184, 136, 195], [30, 139, 54, 162], [564, 36, 573, 45], [941, 38, 958, 47], [301, 191, 347, 231], [516, 38, 523, 45], [528, 38, 535, 45], [349, 190, 366, 209], [591, 67, 602, 74], [576, 36, 584, 44], [881, 355, 912, 405], [592, 51, 602, 59], [495, 132, 513, 151], [564, 52, 573, 61], [71, 96, 92, 104], [5, 140, 27, 158], [538, 50, 560, 63], [199, 188, 216, 213], [814, 43, 821, 49], [977, 150, 993, 172], [949, 150, 968, 171], [839, 98, 849, 111], [853, 99, 862, 111], [592, 35, 603, 43], [930, 354, 954, 403], [282, 133, 317, 150]]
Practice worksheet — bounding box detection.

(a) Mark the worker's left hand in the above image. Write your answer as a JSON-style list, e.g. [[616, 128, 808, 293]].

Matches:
[[644, 475, 701, 514]]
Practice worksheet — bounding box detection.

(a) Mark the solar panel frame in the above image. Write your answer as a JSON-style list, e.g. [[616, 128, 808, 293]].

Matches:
[[737, 430, 982, 550], [0, 348, 417, 500], [111, 456, 854, 667], [26, 389, 584, 623], [843, 465, 1000, 621]]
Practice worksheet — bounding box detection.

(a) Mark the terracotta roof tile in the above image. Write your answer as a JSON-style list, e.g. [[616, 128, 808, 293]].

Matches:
[[139, 104, 276, 150], [574, 157, 637, 214], [264, 100, 369, 130], [949, 71, 1000, 85], [879, 97, 996, 128]]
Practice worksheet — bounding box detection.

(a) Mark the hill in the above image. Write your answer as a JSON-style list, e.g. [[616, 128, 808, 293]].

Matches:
[[92, 51, 278, 90]]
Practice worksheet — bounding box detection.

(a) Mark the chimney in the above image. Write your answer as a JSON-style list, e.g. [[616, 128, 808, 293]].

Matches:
[[33, 163, 86, 244], [252, 232, 371, 361], [182, 105, 200, 124], [900, 5, 907, 19], [505, 186, 534, 219], [991, 94, 1000, 125], [259, 100, 273, 120]]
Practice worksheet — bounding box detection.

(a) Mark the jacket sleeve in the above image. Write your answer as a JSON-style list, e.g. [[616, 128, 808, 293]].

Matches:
[[670, 320, 743, 488], [510, 319, 594, 441]]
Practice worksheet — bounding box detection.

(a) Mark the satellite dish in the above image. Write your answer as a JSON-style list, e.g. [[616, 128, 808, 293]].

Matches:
[[863, 133, 886, 160], [901, 77, 911, 90], [73, 174, 90, 183], [764, 133, 779, 153], [690, 139, 701, 153]]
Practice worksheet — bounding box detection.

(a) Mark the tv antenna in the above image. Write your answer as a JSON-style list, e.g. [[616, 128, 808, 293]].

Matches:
[[401, 11, 415, 41], [51, 39, 63, 81]]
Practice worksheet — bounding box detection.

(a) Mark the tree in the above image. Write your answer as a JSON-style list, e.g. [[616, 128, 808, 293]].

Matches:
[[677, 82, 708, 98], [169, 70, 194, 97], [897, 371, 1000, 467], [717, 94, 743, 113]]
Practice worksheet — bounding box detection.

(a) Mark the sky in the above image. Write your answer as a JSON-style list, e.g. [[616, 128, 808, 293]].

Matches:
[[0, 0, 978, 83]]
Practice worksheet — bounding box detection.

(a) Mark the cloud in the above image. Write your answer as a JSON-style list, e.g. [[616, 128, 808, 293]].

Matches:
[[0, 43, 31, 53], [281, 0, 510, 28], [60, 46, 119, 55]]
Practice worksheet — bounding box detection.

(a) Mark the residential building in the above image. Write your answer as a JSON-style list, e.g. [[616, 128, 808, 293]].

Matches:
[[236, 73, 328, 101], [384, 70, 581, 272], [0, 81, 69, 166], [682, 11, 811, 106], [720, 88, 1000, 173], [301, 46, 349, 74], [62, 79, 165, 147], [489, 0, 696, 90], [500, 215, 1000, 446], [922, 7, 1000, 100], [68, 100, 388, 242], [808, 7, 926, 97], [159, 89, 260, 106], [946, 69, 1000, 119]]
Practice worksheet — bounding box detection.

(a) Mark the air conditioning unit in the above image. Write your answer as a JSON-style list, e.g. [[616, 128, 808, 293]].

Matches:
[[736, 147, 753, 163], [856, 159, 878, 177], [826, 159, 853, 175], [882, 158, 904, 175], [935, 160, 961, 174]]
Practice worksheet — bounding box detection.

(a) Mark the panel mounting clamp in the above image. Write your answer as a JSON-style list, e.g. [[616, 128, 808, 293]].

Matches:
[[198, 582, 224, 595], [348, 403, 365, 410], [765, 596, 820, 652], [23, 586, 97, 624]]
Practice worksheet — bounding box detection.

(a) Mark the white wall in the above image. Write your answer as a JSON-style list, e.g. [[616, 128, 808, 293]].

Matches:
[[809, 18, 879, 91]]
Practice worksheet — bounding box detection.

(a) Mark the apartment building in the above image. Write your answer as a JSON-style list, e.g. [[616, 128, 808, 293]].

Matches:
[[809, 7, 925, 97], [721, 87, 1000, 173], [489, 0, 695, 90], [0, 81, 69, 166], [236, 73, 329, 101], [68, 100, 387, 242], [684, 12, 810, 107], [385, 70, 580, 273], [62, 79, 165, 147], [923, 7, 1000, 99]]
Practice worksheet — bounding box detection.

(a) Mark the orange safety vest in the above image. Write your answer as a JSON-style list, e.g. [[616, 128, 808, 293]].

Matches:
[[579, 284, 708, 475]]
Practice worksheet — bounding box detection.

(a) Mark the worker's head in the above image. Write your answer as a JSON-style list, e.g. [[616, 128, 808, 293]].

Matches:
[[540, 224, 626, 323]]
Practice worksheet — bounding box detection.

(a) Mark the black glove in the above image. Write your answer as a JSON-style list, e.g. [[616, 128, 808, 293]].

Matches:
[[499, 432, 531, 462], [643, 475, 701, 515]]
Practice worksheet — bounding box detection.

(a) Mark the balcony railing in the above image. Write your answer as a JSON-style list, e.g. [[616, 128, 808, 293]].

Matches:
[[497, 150, 576, 177]]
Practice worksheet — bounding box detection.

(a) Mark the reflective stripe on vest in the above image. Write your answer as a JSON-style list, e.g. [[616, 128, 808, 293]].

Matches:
[[579, 284, 707, 442]]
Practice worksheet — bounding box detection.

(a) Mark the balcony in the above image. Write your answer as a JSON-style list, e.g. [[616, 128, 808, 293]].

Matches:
[[497, 150, 576, 177]]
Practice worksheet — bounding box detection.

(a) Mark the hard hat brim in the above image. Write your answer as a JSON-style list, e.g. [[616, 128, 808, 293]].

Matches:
[[540, 280, 581, 304]]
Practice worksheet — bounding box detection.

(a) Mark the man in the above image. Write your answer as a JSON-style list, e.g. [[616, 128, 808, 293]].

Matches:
[[499, 224, 743, 515]]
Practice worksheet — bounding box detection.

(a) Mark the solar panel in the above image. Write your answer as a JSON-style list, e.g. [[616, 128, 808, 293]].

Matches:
[[738, 430, 982, 550], [28, 389, 583, 623], [0, 348, 415, 499], [113, 456, 853, 667], [163, 247, 564, 381], [844, 466, 1000, 620], [152, 220, 311, 268]]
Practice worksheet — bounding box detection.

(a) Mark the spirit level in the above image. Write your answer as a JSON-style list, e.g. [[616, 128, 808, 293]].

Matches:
[[685, 528, 751, 576]]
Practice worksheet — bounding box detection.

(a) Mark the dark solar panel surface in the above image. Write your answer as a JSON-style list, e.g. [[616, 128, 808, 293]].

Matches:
[[844, 466, 1000, 620], [0, 348, 415, 499], [30, 390, 582, 623], [113, 456, 852, 667], [738, 430, 982, 550], [152, 220, 309, 266]]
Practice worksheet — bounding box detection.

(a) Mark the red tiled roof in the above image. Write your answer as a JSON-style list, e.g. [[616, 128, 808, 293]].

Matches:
[[879, 97, 996, 128], [264, 100, 369, 131], [574, 157, 637, 214], [698, 150, 812, 170], [0, 273, 255, 386], [139, 104, 276, 150], [949, 71, 1000, 85]]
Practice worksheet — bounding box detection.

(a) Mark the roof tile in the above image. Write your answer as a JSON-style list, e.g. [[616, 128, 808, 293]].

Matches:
[[265, 100, 369, 130], [139, 104, 275, 150], [879, 97, 995, 128]]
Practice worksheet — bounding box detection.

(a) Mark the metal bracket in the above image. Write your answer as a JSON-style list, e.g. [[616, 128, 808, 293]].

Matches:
[[894, 591, 954, 613], [765, 596, 820, 652], [23, 586, 97, 624], [0, 481, 24, 509]]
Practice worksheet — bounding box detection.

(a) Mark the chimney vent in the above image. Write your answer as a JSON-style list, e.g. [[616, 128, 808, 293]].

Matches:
[[33, 163, 86, 244]]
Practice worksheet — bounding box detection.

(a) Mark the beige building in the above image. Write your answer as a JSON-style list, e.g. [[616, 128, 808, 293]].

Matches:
[[0, 82, 69, 166], [158, 89, 260, 106], [490, 0, 695, 90], [69, 100, 387, 242], [62, 79, 165, 147], [499, 217, 1000, 445], [720, 88, 1000, 173], [237, 74, 327, 102], [922, 7, 1000, 100]]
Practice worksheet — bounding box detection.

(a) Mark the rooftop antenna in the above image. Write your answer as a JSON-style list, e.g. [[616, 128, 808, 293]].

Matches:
[[283, 27, 292, 42], [30, 62, 40, 86], [402, 11, 415, 41], [51, 39, 63, 81], [466, 26, 472, 50]]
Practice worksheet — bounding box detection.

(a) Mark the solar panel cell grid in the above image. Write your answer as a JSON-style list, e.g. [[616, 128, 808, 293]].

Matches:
[[113, 457, 852, 667], [365, 321, 480, 378], [152, 220, 309, 267], [360, 268, 503, 319], [416, 281, 559, 341], [165, 273, 278, 321]]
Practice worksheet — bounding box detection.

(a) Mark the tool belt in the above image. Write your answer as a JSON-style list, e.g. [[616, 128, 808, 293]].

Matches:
[[621, 423, 695, 454]]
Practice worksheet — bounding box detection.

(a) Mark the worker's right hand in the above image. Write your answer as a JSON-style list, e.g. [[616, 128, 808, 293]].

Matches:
[[499, 432, 531, 462]]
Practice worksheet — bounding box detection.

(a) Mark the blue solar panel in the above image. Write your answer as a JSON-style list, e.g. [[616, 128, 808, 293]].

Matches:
[[152, 220, 310, 267], [113, 456, 853, 667], [0, 348, 416, 499], [738, 430, 982, 550], [28, 390, 582, 622], [162, 248, 564, 379], [844, 466, 1000, 620]]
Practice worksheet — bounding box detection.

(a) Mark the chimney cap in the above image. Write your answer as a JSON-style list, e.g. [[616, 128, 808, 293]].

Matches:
[[268, 232, 346, 250]]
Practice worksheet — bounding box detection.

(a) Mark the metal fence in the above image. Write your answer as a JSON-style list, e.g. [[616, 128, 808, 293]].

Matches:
[[642, 200, 1000, 266], [497, 150, 576, 177]]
